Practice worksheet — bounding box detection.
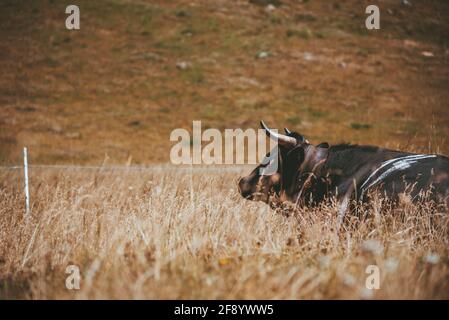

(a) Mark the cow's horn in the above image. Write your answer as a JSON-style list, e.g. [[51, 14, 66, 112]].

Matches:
[[260, 121, 297, 147], [284, 127, 291, 135]]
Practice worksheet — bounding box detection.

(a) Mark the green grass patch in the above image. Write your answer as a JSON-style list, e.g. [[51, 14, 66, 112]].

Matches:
[[286, 116, 301, 126], [180, 66, 205, 84], [249, 0, 282, 6], [286, 28, 312, 39], [350, 122, 372, 130], [294, 13, 317, 23]]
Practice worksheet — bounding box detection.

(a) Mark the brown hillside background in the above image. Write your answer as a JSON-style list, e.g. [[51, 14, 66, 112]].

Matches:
[[1, 0, 448, 165]]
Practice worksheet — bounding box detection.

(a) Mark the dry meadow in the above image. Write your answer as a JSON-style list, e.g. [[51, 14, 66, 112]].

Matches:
[[0, 166, 448, 299], [1, 0, 449, 300]]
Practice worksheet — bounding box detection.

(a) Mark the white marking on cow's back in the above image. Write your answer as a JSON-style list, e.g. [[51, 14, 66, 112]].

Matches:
[[360, 154, 433, 191], [360, 154, 437, 198]]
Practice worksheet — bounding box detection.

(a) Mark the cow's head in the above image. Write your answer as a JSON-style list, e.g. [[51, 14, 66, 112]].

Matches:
[[238, 121, 329, 206]]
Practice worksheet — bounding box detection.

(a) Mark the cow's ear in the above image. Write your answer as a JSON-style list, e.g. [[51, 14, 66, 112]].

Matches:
[[317, 142, 329, 149]]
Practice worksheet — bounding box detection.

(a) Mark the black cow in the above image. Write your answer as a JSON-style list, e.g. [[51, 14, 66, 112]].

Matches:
[[238, 121, 449, 216]]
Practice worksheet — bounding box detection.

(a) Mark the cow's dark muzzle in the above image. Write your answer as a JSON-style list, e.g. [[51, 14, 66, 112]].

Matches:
[[238, 177, 254, 199]]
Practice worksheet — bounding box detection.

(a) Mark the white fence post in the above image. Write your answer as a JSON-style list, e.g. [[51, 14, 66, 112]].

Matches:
[[23, 147, 30, 216]]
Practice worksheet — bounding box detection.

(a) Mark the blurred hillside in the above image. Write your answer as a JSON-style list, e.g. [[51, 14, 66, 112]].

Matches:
[[0, 0, 448, 164]]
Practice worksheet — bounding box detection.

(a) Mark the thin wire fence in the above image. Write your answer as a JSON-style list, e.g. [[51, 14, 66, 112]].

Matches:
[[0, 164, 250, 173], [1, 149, 250, 218]]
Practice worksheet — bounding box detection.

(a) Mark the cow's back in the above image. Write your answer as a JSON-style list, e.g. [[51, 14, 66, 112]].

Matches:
[[364, 154, 449, 206]]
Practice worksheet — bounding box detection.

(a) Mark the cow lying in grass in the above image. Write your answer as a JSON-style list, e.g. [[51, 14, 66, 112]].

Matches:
[[238, 121, 449, 221]]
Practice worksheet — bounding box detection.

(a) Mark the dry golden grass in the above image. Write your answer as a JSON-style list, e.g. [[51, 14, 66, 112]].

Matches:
[[1, 0, 448, 300], [0, 166, 448, 299]]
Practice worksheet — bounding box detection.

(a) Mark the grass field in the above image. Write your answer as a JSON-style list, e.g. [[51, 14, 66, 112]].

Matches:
[[0, 167, 448, 299], [1, 0, 449, 300], [1, 0, 448, 164]]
